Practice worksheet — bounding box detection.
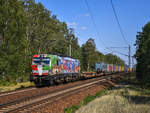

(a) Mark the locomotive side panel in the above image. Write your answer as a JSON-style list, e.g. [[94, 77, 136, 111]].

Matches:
[[30, 54, 80, 86]]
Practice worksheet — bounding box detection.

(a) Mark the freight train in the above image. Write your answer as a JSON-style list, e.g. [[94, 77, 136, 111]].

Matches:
[[30, 54, 130, 86]]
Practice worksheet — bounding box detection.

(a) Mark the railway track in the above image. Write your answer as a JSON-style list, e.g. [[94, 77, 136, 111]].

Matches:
[[0, 72, 124, 98], [0, 87, 36, 97], [0, 74, 122, 113]]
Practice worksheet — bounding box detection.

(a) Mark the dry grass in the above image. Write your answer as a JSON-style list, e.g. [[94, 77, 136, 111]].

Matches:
[[0, 82, 34, 92], [76, 85, 150, 113]]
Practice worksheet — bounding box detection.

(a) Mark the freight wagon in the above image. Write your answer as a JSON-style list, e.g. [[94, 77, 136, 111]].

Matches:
[[30, 54, 80, 86], [95, 62, 129, 74]]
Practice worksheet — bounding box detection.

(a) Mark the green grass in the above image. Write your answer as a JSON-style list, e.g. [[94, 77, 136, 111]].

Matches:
[[74, 73, 150, 113], [64, 90, 106, 113], [0, 82, 34, 92], [75, 84, 150, 113], [64, 105, 80, 113], [64, 73, 150, 113], [82, 90, 106, 105]]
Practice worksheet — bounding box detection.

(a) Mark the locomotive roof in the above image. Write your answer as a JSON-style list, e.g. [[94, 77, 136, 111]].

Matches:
[[33, 54, 79, 61]]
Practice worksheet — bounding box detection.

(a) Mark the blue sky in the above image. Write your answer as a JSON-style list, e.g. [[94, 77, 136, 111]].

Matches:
[[35, 0, 150, 65]]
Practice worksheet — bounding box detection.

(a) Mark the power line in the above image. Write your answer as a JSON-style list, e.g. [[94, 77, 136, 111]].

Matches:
[[106, 47, 129, 57], [110, 0, 132, 67], [84, 0, 117, 54], [108, 46, 128, 49], [75, 32, 85, 44], [84, 0, 127, 53], [84, 0, 108, 48], [78, 38, 85, 44], [84, 0, 131, 65], [110, 0, 129, 46]]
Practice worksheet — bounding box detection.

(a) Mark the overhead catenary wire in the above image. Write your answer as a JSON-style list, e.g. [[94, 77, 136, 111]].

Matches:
[[110, 0, 133, 67], [106, 46, 129, 56], [78, 38, 85, 44], [110, 0, 129, 46], [84, 0, 119, 55], [107, 48, 129, 57], [83, 0, 131, 66], [108, 46, 128, 49], [75, 32, 85, 44], [84, 0, 110, 49]]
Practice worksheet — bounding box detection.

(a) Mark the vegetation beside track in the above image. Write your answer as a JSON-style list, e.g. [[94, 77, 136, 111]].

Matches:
[[135, 22, 150, 87], [64, 73, 150, 113], [64, 90, 106, 113], [0, 82, 34, 92]]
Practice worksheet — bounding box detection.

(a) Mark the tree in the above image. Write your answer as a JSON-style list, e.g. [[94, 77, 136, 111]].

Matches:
[[0, 0, 27, 82], [0, 0, 127, 84], [81, 38, 98, 71], [135, 22, 150, 85], [104, 54, 126, 66]]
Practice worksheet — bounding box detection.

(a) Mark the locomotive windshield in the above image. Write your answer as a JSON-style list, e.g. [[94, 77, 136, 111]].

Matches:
[[33, 57, 50, 65]]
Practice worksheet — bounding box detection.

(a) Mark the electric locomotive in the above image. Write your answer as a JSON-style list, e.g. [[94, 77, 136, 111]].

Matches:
[[30, 54, 80, 86]]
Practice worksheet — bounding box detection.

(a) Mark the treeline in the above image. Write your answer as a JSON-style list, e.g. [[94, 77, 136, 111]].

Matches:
[[0, 0, 125, 84], [135, 22, 150, 87], [81, 38, 126, 71]]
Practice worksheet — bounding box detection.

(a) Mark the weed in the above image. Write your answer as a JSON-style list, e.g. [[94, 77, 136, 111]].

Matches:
[[64, 105, 80, 113], [0, 88, 2, 92], [64, 90, 105, 113], [16, 85, 25, 90], [0, 82, 34, 92], [95, 90, 105, 97], [81, 94, 95, 105]]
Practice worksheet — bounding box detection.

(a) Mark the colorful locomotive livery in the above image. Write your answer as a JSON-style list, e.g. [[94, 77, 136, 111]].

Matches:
[[30, 54, 80, 86]]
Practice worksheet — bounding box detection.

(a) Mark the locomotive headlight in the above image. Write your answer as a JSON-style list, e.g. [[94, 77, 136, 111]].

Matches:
[[32, 70, 38, 73]]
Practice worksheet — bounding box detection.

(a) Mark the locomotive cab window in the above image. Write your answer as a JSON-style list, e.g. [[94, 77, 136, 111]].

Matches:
[[33, 57, 50, 66], [57, 60, 59, 66]]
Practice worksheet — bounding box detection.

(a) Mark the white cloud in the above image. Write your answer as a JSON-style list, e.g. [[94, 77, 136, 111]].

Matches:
[[67, 22, 77, 28], [80, 26, 87, 30], [84, 13, 90, 17], [77, 13, 90, 18]]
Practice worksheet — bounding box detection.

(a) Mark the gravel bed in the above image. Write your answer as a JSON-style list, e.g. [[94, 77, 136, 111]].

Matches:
[[0, 78, 101, 105], [31, 80, 117, 113]]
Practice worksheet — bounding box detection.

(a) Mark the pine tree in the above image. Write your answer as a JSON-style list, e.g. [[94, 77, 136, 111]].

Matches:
[[135, 22, 150, 85], [0, 0, 27, 82]]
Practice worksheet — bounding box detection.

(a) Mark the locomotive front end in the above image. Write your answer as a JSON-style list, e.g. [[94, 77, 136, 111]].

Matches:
[[30, 54, 50, 83]]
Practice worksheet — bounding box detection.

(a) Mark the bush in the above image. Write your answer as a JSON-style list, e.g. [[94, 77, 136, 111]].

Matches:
[[64, 105, 80, 113], [64, 90, 105, 113], [82, 90, 105, 105]]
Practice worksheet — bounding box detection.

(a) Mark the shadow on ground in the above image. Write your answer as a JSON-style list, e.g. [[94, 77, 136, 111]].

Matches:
[[123, 95, 150, 105]]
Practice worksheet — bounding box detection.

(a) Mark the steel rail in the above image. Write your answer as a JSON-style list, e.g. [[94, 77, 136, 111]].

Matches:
[[0, 75, 119, 113]]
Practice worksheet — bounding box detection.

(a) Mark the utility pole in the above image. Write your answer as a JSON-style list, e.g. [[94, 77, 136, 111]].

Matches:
[[69, 43, 71, 57], [69, 40, 71, 57], [128, 45, 131, 68], [132, 56, 134, 68], [133, 57, 134, 66], [106, 46, 131, 68]]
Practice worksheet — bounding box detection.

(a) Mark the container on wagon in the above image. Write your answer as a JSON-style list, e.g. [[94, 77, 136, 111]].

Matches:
[[95, 62, 104, 73], [113, 65, 115, 72], [108, 64, 113, 72]]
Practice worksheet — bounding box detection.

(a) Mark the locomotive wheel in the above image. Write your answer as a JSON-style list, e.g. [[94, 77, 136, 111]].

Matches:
[[49, 80, 54, 86]]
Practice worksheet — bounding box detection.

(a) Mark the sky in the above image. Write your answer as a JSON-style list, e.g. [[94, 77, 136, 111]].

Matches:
[[35, 0, 150, 65]]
